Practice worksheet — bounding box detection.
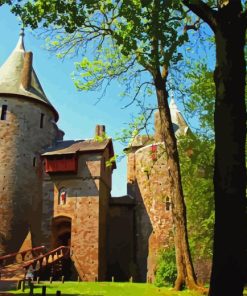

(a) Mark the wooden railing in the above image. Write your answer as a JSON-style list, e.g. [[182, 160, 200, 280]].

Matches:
[[23, 246, 70, 274], [0, 246, 46, 267]]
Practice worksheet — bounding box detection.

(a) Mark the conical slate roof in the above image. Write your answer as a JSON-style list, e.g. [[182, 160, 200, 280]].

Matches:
[[0, 30, 58, 121], [169, 96, 189, 136]]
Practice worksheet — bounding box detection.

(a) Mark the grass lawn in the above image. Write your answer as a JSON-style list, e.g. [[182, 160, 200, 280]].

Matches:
[[9, 281, 204, 296]]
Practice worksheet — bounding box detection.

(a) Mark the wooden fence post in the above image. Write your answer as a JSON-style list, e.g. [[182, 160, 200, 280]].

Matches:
[[21, 280, 25, 292], [42, 285, 46, 296], [49, 276, 53, 284], [111, 276, 114, 282], [77, 276, 80, 282], [16, 280, 21, 290], [36, 276, 40, 284], [61, 275, 65, 283], [29, 283, 34, 296], [56, 290, 61, 296]]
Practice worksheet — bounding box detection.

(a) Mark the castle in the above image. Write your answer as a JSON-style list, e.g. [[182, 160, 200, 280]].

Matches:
[[0, 32, 189, 282]]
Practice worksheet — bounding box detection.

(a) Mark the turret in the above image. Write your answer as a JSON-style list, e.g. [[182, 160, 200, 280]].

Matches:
[[0, 31, 59, 254], [154, 95, 190, 142]]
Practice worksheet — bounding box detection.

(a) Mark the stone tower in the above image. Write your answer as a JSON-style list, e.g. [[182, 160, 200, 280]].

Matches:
[[0, 31, 59, 255], [126, 97, 190, 282]]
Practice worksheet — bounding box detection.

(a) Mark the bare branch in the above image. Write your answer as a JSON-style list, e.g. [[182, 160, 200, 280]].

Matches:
[[122, 82, 154, 109], [182, 0, 218, 32], [184, 17, 202, 32]]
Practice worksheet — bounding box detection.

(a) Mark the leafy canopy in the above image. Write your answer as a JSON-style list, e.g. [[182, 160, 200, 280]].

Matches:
[[6, 0, 190, 98]]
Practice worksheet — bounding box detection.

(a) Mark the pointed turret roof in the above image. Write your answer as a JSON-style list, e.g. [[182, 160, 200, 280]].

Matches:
[[169, 95, 189, 136], [0, 30, 58, 121]]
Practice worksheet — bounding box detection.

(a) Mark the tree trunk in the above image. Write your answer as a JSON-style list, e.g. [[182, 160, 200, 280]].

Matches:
[[153, 71, 198, 290], [209, 14, 247, 296]]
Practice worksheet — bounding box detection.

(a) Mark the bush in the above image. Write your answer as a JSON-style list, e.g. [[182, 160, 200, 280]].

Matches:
[[154, 247, 177, 287]]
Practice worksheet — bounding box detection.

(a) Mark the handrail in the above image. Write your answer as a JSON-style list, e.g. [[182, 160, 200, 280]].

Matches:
[[0, 246, 45, 261], [0, 246, 46, 270], [23, 246, 70, 270]]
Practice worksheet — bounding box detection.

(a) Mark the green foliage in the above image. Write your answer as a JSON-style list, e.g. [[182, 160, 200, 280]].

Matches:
[[94, 132, 109, 143], [106, 154, 118, 168], [154, 247, 177, 287], [115, 113, 152, 145], [183, 62, 215, 137], [178, 134, 214, 260], [177, 61, 215, 262], [8, 0, 191, 102]]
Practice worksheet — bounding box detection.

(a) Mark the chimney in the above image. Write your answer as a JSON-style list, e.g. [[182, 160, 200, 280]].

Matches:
[[95, 124, 106, 137], [21, 52, 33, 90]]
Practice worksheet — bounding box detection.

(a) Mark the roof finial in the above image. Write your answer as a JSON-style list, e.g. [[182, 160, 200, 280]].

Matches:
[[15, 26, 25, 51], [168, 75, 178, 110], [170, 89, 175, 101], [169, 92, 179, 110]]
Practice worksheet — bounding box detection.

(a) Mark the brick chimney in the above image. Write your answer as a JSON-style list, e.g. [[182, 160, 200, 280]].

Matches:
[[21, 52, 33, 90], [95, 125, 106, 137]]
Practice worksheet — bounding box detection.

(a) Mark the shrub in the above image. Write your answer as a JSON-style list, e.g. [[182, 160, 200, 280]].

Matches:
[[154, 247, 177, 287]]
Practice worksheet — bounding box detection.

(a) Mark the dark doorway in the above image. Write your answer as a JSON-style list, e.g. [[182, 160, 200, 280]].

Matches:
[[52, 216, 71, 248], [49, 216, 75, 280]]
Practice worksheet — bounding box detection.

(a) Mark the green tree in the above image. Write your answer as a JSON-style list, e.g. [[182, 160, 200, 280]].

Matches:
[[179, 135, 214, 263], [181, 62, 215, 264], [1, 0, 204, 290], [180, 1, 247, 295]]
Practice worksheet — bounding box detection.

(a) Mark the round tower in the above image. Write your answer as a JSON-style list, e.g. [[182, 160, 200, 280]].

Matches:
[[0, 31, 59, 254]]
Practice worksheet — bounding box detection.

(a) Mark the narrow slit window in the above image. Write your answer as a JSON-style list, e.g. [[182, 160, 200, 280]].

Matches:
[[40, 113, 44, 128], [1, 105, 7, 120], [33, 157, 36, 167], [59, 188, 67, 205], [165, 197, 171, 211]]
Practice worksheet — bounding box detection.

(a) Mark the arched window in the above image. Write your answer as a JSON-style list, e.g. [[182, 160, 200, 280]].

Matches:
[[59, 187, 67, 205]]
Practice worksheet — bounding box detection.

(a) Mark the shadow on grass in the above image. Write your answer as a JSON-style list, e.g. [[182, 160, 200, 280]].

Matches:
[[7, 295, 103, 296]]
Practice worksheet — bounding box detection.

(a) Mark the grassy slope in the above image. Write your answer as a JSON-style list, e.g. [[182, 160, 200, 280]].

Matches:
[[10, 282, 203, 296]]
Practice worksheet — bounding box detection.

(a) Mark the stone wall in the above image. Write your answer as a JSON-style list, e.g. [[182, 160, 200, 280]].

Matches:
[[107, 196, 135, 281], [0, 96, 58, 255], [127, 141, 174, 282]]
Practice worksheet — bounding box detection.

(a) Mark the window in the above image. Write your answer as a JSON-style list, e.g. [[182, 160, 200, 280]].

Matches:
[[59, 188, 67, 205], [40, 113, 44, 128], [165, 197, 171, 211], [33, 157, 36, 167], [1, 105, 7, 120]]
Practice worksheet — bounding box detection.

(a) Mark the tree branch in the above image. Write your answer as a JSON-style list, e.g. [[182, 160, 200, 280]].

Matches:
[[182, 0, 218, 32], [122, 82, 153, 109]]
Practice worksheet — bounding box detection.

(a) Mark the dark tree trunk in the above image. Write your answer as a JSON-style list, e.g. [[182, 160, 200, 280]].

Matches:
[[153, 71, 199, 291], [182, 1, 247, 295], [209, 11, 247, 296]]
